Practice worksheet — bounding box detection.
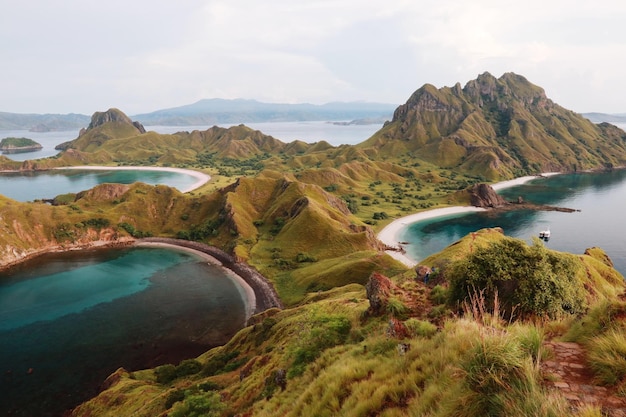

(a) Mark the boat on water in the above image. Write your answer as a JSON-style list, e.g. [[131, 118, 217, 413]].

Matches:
[[539, 228, 551, 241]]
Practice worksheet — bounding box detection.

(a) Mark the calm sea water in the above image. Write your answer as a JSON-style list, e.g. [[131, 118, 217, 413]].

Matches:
[[0, 246, 246, 417], [0, 169, 199, 202], [400, 170, 626, 276]]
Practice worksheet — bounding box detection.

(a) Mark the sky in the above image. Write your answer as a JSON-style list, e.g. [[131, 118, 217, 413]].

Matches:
[[2, 0, 626, 115]]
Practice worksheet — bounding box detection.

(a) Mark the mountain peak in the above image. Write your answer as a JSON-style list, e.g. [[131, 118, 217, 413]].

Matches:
[[360, 72, 626, 180], [87, 108, 145, 134]]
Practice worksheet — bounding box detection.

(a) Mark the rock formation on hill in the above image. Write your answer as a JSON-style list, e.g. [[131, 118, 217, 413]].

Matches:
[[467, 183, 507, 208]]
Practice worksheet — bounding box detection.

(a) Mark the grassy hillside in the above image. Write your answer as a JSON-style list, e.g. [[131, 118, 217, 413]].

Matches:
[[69, 229, 626, 417]]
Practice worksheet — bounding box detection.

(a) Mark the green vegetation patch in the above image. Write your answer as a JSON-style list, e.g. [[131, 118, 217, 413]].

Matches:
[[447, 237, 586, 319]]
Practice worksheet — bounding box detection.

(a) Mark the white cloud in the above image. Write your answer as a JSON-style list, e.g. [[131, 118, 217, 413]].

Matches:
[[2, 0, 626, 114]]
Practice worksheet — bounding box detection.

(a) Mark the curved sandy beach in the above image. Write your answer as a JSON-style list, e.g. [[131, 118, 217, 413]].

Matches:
[[56, 166, 211, 193], [136, 238, 283, 319], [378, 173, 561, 268], [135, 240, 257, 320]]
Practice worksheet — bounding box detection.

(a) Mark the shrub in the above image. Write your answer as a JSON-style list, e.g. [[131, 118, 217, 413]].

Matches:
[[169, 392, 225, 417], [404, 318, 437, 338], [176, 359, 202, 377], [447, 237, 585, 319], [165, 389, 185, 409], [155, 364, 178, 384], [295, 252, 317, 263], [202, 350, 241, 376]]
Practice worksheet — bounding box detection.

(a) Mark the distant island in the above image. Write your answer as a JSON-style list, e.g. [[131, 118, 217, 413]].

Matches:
[[0, 137, 43, 154]]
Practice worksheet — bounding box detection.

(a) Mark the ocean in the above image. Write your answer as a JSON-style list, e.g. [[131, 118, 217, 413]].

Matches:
[[399, 169, 626, 276]]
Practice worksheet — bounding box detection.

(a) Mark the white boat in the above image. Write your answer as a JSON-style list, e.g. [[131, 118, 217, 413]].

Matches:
[[539, 228, 551, 240]]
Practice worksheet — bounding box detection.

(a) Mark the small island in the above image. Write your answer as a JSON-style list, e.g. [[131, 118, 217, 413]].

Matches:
[[0, 137, 43, 154]]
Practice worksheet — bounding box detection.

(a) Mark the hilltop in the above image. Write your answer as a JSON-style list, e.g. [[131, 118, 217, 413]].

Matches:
[[360, 72, 626, 179], [2, 73, 626, 416]]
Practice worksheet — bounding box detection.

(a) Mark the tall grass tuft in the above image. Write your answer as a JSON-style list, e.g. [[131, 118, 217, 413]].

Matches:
[[510, 323, 545, 364], [450, 332, 567, 417], [586, 329, 626, 385], [386, 297, 409, 319], [462, 287, 502, 328]]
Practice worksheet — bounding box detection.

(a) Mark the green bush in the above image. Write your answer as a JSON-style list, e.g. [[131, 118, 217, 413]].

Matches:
[[176, 359, 202, 377], [447, 237, 585, 319], [170, 392, 225, 417], [202, 350, 241, 376], [404, 318, 437, 338], [155, 364, 178, 384], [155, 359, 202, 384]]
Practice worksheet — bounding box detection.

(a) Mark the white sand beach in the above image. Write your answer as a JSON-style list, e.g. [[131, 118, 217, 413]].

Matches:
[[56, 166, 211, 193], [378, 173, 562, 268], [135, 241, 257, 320]]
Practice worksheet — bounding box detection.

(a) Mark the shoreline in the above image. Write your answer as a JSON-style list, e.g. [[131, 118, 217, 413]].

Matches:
[[0, 238, 282, 321], [377, 173, 562, 268], [137, 238, 283, 317], [54, 165, 211, 193], [135, 241, 258, 321]]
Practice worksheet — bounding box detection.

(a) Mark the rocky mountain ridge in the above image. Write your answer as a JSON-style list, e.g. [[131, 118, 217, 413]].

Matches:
[[362, 72, 626, 180]]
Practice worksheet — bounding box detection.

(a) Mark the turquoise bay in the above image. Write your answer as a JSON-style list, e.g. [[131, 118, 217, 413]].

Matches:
[[0, 246, 247, 416], [400, 170, 626, 276], [0, 168, 201, 202]]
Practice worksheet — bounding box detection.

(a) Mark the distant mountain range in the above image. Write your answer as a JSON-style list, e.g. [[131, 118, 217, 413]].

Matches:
[[580, 112, 626, 123], [0, 99, 397, 131]]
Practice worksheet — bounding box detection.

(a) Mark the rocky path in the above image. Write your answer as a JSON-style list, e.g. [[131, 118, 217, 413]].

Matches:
[[542, 341, 626, 416]]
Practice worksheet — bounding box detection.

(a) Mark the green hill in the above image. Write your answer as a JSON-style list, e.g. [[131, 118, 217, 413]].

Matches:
[[359, 72, 626, 180]]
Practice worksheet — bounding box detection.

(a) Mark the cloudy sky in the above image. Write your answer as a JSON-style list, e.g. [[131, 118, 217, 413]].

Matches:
[[2, 0, 625, 115]]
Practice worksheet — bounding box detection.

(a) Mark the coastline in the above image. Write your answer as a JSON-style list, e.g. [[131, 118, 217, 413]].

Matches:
[[135, 241, 258, 321], [137, 238, 283, 318], [377, 173, 562, 268], [54, 165, 211, 193]]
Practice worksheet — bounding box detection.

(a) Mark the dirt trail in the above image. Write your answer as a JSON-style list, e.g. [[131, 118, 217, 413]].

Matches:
[[542, 341, 626, 416]]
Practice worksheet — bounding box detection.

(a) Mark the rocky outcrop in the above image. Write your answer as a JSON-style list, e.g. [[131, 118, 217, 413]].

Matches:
[[75, 183, 130, 202], [468, 183, 507, 208], [365, 272, 394, 315], [56, 108, 146, 150]]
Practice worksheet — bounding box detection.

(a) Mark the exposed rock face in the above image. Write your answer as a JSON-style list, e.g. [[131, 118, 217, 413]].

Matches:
[[415, 265, 432, 282], [365, 272, 393, 315], [75, 183, 131, 202], [468, 183, 507, 208]]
